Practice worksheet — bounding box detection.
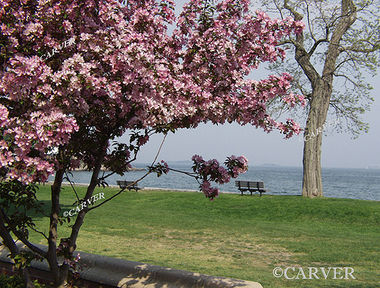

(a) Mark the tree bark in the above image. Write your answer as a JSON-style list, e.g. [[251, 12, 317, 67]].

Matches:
[[302, 80, 330, 197], [284, 0, 357, 197], [47, 168, 69, 288], [45, 141, 108, 287]]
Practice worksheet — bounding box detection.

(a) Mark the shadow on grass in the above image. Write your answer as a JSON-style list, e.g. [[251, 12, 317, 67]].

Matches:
[[25, 200, 76, 220]]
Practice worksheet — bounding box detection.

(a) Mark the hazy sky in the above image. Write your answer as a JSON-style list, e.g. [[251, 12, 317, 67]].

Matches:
[[122, 0, 380, 169], [131, 81, 379, 168]]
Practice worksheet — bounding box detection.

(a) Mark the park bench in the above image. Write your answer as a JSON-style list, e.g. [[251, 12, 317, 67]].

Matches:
[[235, 181, 267, 196], [116, 180, 141, 192]]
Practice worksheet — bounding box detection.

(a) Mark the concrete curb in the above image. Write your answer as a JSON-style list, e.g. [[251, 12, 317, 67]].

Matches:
[[0, 243, 263, 288]]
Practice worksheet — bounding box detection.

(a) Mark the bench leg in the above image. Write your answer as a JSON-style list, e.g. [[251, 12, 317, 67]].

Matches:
[[259, 192, 262, 197]]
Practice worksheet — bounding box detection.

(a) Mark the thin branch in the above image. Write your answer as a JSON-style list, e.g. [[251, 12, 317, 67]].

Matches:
[[124, 129, 157, 166], [273, 0, 285, 20], [340, 44, 380, 54], [88, 170, 151, 211], [334, 55, 354, 72], [88, 134, 168, 211], [276, 39, 294, 46], [27, 224, 48, 241], [305, 1, 317, 43], [168, 167, 203, 186], [340, 47, 361, 71], [150, 133, 167, 166], [126, 149, 138, 166], [167, 167, 198, 178], [97, 170, 117, 182], [330, 100, 347, 115], [64, 171, 80, 202], [307, 38, 328, 57], [333, 73, 359, 86]]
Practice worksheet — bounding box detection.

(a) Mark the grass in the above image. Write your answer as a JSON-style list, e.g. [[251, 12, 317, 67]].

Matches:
[[28, 184, 380, 288]]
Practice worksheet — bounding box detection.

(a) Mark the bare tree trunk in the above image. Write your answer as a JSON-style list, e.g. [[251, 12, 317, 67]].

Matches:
[[302, 81, 330, 197], [302, 130, 323, 197], [283, 0, 357, 197]]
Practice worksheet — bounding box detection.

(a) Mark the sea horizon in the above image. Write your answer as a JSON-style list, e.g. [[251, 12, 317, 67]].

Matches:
[[50, 165, 380, 201]]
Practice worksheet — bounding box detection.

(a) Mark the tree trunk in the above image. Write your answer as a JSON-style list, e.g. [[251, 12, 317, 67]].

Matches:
[[302, 80, 330, 197], [297, 0, 357, 197], [45, 140, 108, 287], [54, 267, 70, 288], [68, 142, 109, 252], [47, 168, 70, 288]]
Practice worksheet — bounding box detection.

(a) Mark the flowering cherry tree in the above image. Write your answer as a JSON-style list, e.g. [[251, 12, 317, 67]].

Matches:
[[0, 0, 304, 286]]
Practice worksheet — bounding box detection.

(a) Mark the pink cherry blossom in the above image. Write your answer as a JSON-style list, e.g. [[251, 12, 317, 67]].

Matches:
[[0, 0, 304, 185]]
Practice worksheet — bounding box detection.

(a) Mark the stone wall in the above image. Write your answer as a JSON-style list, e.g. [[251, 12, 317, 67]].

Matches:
[[0, 243, 263, 288]]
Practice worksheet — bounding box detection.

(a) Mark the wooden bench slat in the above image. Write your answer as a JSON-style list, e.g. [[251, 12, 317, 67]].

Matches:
[[117, 180, 141, 191], [235, 181, 266, 196]]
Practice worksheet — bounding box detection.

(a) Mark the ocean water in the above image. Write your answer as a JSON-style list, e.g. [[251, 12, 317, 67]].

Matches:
[[53, 164, 380, 201]]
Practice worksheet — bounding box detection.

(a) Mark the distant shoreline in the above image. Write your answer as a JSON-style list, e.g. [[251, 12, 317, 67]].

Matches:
[[46, 167, 380, 201], [44, 181, 237, 194], [73, 167, 146, 172]]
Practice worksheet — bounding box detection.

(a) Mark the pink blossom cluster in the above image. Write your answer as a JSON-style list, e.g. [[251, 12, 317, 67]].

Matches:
[[225, 155, 249, 178], [160, 160, 170, 174], [0, 104, 78, 183], [282, 93, 306, 108], [192, 154, 248, 199], [149, 160, 170, 177], [0, 0, 305, 184], [276, 119, 302, 139]]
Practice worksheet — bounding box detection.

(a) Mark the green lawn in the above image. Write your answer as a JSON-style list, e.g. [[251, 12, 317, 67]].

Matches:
[[29, 185, 380, 288]]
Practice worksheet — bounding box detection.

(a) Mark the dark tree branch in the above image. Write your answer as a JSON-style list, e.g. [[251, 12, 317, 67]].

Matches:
[[88, 134, 168, 211], [28, 224, 48, 241], [98, 170, 117, 182], [284, 0, 321, 86], [0, 209, 47, 258], [68, 140, 108, 253], [305, 1, 317, 43], [64, 171, 80, 202], [0, 212, 19, 257], [284, 0, 303, 20], [307, 38, 329, 57], [322, 0, 357, 79], [277, 40, 293, 46], [88, 171, 151, 211], [333, 73, 359, 86]]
